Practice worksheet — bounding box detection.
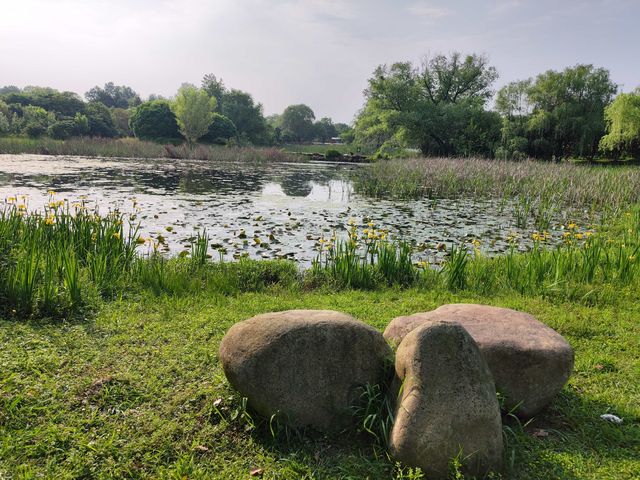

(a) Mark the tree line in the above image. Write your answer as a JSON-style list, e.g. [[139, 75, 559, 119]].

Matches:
[[0, 77, 349, 147], [1, 54, 638, 160], [352, 52, 639, 160]]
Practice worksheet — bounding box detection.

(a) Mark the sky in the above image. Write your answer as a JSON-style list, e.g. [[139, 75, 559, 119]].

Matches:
[[1, 0, 638, 123]]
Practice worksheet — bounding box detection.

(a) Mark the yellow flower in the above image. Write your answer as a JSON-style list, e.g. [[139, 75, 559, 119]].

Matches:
[[136, 236, 146, 245], [348, 218, 356, 226], [471, 238, 481, 248], [629, 255, 636, 262], [112, 232, 121, 240], [567, 222, 577, 230], [17, 204, 27, 211], [45, 215, 55, 226], [367, 222, 375, 227], [574, 233, 584, 240]]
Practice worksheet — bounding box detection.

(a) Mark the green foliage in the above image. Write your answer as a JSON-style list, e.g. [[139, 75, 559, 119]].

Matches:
[[172, 85, 217, 144], [47, 119, 78, 140], [21, 105, 54, 138], [129, 100, 181, 142], [499, 65, 617, 159], [85, 102, 118, 137], [220, 89, 269, 144], [111, 107, 133, 137], [200, 113, 237, 145], [314, 117, 338, 142], [355, 53, 500, 157], [599, 91, 640, 159], [281, 104, 316, 142], [85, 82, 141, 108], [201, 73, 226, 105], [2, 87, 85, 117], [325, 149, 342, 160], [0, 111, 9, 135]]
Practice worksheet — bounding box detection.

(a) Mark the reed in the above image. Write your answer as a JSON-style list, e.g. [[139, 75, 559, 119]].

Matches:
[[0, 136, 298, 163], [355, 157, 640, 215]]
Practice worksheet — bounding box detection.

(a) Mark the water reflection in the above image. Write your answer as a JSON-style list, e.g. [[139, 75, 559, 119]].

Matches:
[[0, 154, 585, 265]]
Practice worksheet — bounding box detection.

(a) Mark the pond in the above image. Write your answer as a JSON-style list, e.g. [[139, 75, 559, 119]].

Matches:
[[0, 154, 588, 266]]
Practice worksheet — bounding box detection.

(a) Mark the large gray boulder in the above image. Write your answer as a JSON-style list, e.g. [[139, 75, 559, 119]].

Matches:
[[219, 310, 393, 431], [384, 304, 574, 416], [389, 320, 503, 479]]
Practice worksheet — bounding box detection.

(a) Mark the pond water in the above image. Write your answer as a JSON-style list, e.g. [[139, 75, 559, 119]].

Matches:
[[0, 154, 584, 266]]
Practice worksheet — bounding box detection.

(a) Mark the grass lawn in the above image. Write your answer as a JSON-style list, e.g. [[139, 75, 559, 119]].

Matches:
[[1, 288, 638, 479]]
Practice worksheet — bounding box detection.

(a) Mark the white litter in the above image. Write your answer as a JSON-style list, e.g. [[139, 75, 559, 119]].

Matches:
[[600, 414, 623, 424]]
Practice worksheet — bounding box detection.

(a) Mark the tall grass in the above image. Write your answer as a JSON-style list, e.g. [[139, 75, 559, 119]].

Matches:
[[0, 199, 139, 316], [3, 195, 639, 320], [0, 136, 298, 163], [309, 210, 640, 305], [310, 223, 418, 289], [0, 200, 299, 319], [355, 157, 640, 215]]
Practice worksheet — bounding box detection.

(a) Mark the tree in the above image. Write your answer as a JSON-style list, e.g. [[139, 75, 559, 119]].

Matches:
[[85, 82, 141, 108], [202, 74, 226, 106], [21, 105, 54, 138], [526, 64, 616, 158], [355, 53, 500, 156], [599, 91, 640, 159], [200, 113, 237, 144], [130, 100, 181, 142], [314, 117, 338, 142], [281, 104, 316, 142], [495, 80, 533, 159], [0, 112, 10, 135], [172, 85, 217, 145], [220, 89, 268, 144], [3, 88, 85, 117], [85, 102, 118, 137], [111, 108, 133, 137], [0, 85, 20, 96]]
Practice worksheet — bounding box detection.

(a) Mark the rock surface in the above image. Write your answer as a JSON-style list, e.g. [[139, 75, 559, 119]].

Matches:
[[389, 320, 503, 478], [384, 303, 574, 416], [219, 309, 393, 431]]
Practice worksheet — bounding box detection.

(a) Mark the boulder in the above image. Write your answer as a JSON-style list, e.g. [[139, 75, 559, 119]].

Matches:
[[389, 321, 503, 478], [219, 309, 393, 431], [384, 304, 574, 416]]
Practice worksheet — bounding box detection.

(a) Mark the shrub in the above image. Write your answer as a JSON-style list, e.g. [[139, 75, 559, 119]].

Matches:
[[201, 113, 237, 144], [130, 100, 182, 142], [325, 149, 342, 160]]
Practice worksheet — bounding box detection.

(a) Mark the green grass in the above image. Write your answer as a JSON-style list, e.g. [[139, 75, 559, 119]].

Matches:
[[0, 289, 637, 479], [1, 185, 639, 477]]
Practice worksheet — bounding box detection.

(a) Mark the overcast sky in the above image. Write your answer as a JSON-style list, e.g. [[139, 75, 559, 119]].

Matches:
[[1, 0, 638, 123]]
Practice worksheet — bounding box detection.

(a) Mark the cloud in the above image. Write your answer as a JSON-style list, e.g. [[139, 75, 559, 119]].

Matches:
[[406, 2, 452, 19]]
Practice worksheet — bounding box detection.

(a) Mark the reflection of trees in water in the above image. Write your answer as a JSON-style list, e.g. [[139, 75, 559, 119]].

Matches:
[[177, 168, 264, 195], [277, 169, 341, 197], [2, 161, 356, 198]]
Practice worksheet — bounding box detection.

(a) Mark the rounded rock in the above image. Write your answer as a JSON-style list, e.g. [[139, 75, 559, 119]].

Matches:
[[384, 304, 574, 416], [219, 309, 393, 431], [389, 320, 503, 479]]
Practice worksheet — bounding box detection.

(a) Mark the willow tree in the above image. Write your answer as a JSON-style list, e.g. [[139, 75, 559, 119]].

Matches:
[[599, 89, 640, 159], [172, 85, 217, 145]]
